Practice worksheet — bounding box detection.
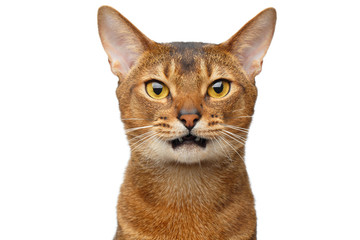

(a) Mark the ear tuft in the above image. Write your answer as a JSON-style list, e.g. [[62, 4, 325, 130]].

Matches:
[[221, 8, 277, 80], [97, 6, 154, 78]]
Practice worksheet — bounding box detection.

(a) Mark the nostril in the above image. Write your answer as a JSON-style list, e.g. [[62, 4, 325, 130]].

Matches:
[[179, 114, 200, 130]]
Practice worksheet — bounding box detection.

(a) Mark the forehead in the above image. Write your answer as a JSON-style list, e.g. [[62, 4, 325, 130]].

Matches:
[[158, 42, 220, 91], [129, 41, 249, 92], [167, 42, 208, 73]]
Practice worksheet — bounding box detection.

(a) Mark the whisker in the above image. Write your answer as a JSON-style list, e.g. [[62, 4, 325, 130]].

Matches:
[[222, 129, 247, 141], [130, 135, 154, 151], [131, 134, 158, 152], [125, 125, 154, 133], [221, 124, 249, 133], [218, 135, 244, 161], [148, 131, 171, 156], [223, 116, 253, 120], [129, 131, 153, 142], [221, 135, 244, 161], [212, 136, 232, 162], [143, 132, 165, 161], [222, 124, 249, 131], [207, 131, 232, 162], [219, 131, 246, 146], [210, 139, 223, 159], [121, 118, 151, 121], [130, 131, 155, 147]]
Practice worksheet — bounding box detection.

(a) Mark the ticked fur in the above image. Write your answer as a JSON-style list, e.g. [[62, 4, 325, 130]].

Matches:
[[98, 6, 276, 240]]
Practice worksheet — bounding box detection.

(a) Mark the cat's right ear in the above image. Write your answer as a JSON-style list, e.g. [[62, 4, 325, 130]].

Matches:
[[97, 6, 154, 78]]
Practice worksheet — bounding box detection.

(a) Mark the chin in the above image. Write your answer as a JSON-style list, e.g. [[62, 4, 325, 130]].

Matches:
[[143, 139, 223, 164]]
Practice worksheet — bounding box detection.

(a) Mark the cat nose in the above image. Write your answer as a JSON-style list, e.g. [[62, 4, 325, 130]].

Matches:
[[179, 114, 200, 130]]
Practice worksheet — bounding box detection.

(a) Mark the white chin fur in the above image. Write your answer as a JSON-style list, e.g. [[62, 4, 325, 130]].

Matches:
[[142, 139, 223, 164]]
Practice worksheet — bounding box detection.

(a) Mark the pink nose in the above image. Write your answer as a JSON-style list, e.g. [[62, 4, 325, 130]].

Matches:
[[179, 114, 200, 129]]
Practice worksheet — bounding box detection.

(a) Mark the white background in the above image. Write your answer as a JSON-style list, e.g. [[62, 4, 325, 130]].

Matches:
[[1, 0, 359, 239]]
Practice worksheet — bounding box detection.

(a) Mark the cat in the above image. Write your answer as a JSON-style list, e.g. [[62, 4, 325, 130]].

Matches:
[[98, 5, 276, 240]]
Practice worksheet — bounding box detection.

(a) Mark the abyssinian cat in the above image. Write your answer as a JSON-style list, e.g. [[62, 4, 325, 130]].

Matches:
[[98, 5, 276, 240]]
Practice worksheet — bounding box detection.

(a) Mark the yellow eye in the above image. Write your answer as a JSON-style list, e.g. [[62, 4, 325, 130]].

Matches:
[[207, 80, 230, 98], [146, 81, 169, 99]]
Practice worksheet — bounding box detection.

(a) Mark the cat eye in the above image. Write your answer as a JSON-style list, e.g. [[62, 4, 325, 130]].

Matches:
[[145, 80, 170, 99], [207, 80, 230, 98]]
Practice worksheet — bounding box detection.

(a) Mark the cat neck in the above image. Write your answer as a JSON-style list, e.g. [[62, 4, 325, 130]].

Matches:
[[123, 150, 252, 208]]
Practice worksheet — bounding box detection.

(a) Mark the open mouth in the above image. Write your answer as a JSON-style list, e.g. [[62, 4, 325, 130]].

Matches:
[[171, 134, 207, 149]]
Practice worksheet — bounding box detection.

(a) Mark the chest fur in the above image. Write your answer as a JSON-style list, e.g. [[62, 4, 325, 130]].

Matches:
[[115, 160, 256, 240]]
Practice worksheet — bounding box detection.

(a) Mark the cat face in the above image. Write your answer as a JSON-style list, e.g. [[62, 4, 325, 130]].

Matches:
[[116, 43, 256, 163], [98, 7, 276, 164]]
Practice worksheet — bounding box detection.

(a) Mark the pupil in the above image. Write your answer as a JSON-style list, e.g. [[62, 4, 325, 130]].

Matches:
[[213, 81, 223, 94], [152, 82, 163, 95]]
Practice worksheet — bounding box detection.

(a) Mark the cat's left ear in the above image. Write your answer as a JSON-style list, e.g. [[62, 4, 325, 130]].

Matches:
[[98, 6, 155, 78], [220, 8, 276, 80]]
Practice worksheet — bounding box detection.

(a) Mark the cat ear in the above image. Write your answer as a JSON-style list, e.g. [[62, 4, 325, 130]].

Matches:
[[220, 8, 276, 80], [97, 6, 154, 77]]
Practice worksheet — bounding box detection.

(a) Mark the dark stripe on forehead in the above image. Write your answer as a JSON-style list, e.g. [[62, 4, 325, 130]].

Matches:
[[206, 62, 213, 78], [169, 42, 207, 53], [163, 63, 170, 78], [169, 42, 207, 73], [179, 55, 196, 72]]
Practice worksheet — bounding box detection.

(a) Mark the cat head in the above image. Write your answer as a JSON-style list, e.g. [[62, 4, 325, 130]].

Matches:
[[98, 6, 276, 164]]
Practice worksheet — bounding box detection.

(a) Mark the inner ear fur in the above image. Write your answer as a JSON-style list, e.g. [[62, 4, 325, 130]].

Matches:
[[220, 8, 277, 80], [97, 6, 155, 78]]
